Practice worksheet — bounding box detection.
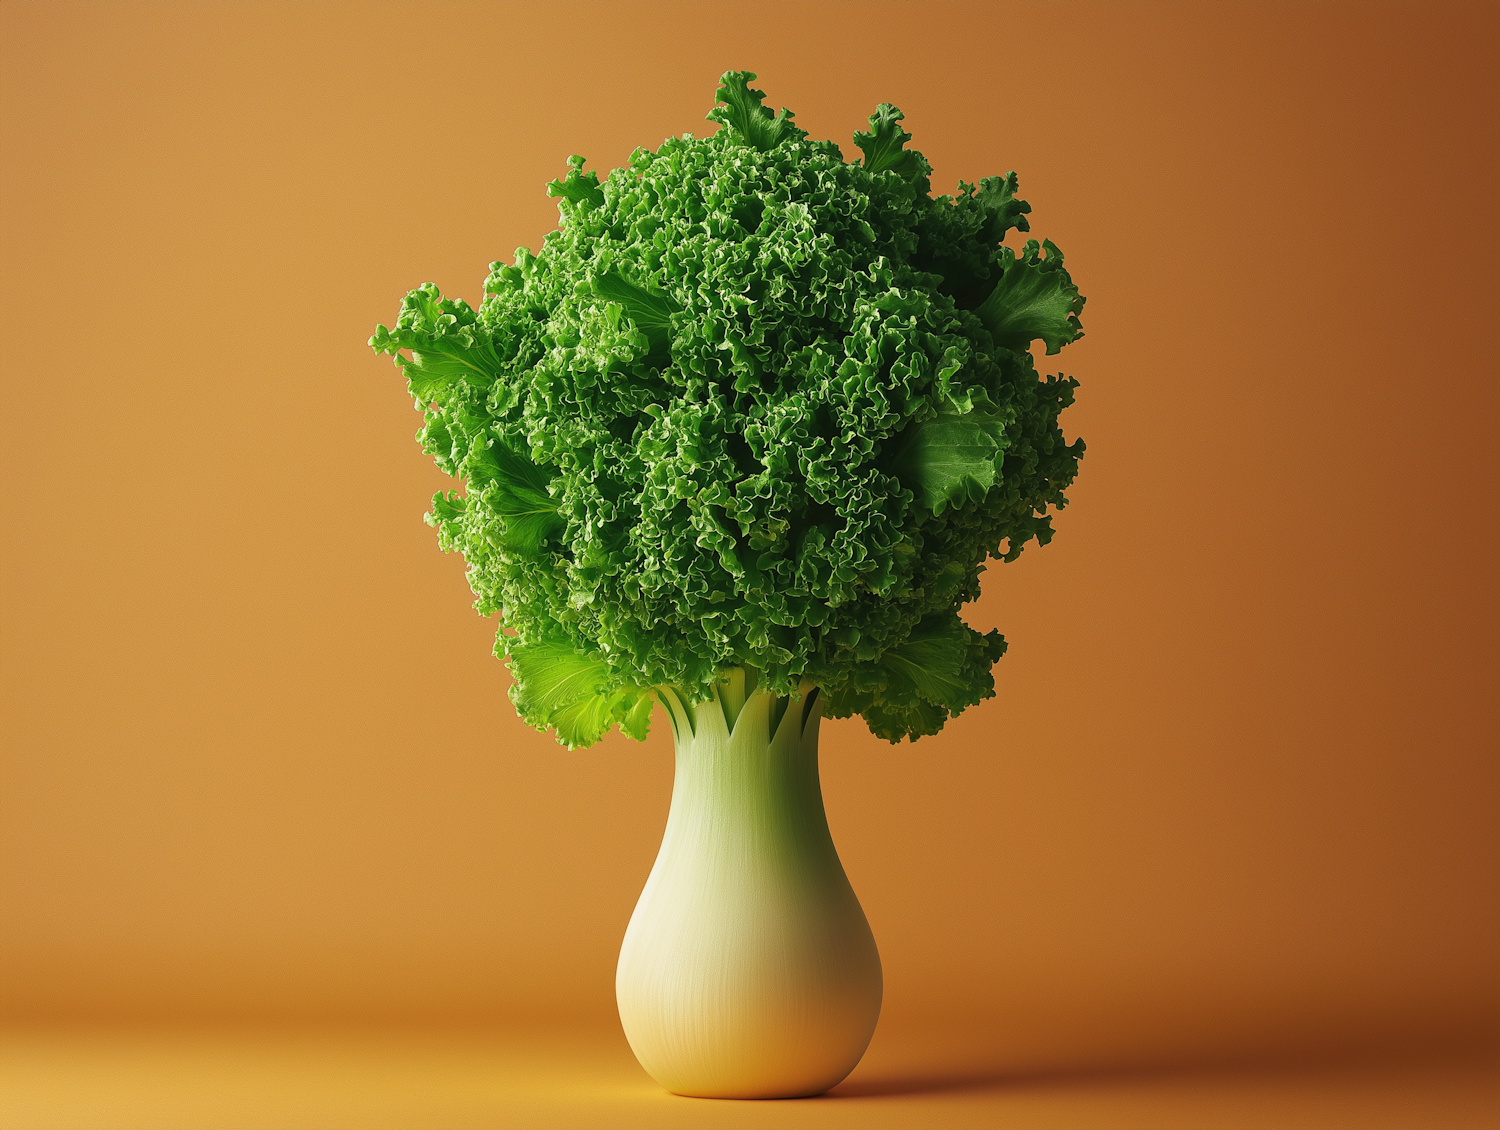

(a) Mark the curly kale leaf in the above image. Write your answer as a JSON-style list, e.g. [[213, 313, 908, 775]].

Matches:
[[372, 72, 1087, 746], [887, 407, 1010, 516], [971, 172, 1031, 244], [706, 70, 805, 152], [853, 104, 928, 181], [826, 611, 1008, 742], [370, 284, 504, 403], [975, 239, 1085, 355], [507, 638, 654, 748]]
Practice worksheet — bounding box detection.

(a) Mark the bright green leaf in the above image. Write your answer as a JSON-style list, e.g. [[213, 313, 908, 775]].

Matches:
[[620, 693, 656, 742], [373, 71, 1085, 746], [468, 438, 565, 555], [705, 70, 804, 152], [547, 155, 605, 211], [587, 270, 679, 360]]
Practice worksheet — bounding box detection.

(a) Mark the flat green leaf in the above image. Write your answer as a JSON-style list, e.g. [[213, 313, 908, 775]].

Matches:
[[508, 639, 612, 715], [491, 496, 565, 555], [370, 284, 504, 402], [824, 612, 1007, 742], [974, 239, 1085, 355], [549, 691, 623, 749], [619, 693, 656, 742], [400, 348, 493, 403], [468, 438, 565, 555], [887, 409, 1008, 515], [428, 490, 465, 523], [878, 614, 970, 709], [507, 639, 654, 749], [507, 639, 615, 748], [587, 270, 679, 360]]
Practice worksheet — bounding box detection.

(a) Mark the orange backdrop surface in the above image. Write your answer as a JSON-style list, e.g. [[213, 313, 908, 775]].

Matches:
[[1, 0, 1496, 1068]]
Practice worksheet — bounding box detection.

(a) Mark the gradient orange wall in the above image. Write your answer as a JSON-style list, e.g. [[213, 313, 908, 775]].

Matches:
[[1, 0, 1496, 1065]]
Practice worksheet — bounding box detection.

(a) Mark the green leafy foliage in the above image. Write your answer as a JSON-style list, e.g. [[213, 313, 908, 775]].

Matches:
[[825, 611, 1008, 742], [704, 70, 804, 152], [853, 104, 927, 181], [974, 239, 1085, 355], [886, 408, 1009, 515], [369, 284, 505, 402], [506, 638, 655, 748], [372, 71, 1087, 746], [466, 438, 566, 555], [547, 155, 605, 210], [585, 270, 679, 361]]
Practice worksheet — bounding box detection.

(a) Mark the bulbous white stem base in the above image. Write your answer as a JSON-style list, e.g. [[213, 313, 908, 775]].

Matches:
[[616, 680, 882, 1099]]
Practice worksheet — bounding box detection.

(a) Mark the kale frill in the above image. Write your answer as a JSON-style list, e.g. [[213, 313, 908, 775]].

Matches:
[[371, 72, 1086, 747]]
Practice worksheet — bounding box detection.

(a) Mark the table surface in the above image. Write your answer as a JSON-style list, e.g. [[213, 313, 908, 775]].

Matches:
[[2, 1024, 1495, 1130]]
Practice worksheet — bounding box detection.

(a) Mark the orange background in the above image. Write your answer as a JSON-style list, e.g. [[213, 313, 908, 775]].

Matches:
[[1, 0, 1496, 1085]]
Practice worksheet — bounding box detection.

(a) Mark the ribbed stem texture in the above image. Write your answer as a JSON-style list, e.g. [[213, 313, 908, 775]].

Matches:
[[616, 682, 882, 1098]]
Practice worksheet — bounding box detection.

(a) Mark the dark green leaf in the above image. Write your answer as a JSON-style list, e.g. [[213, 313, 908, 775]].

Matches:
[[973, 172, 1031, 243], [887, 409, 1009, 515], [854, 104, 925, 180], [974, 239, 1085, 355], [878, 614, 971, 707]]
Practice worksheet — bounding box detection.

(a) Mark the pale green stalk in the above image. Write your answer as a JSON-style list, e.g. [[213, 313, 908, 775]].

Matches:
[[616, 671, 882, 1098]]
